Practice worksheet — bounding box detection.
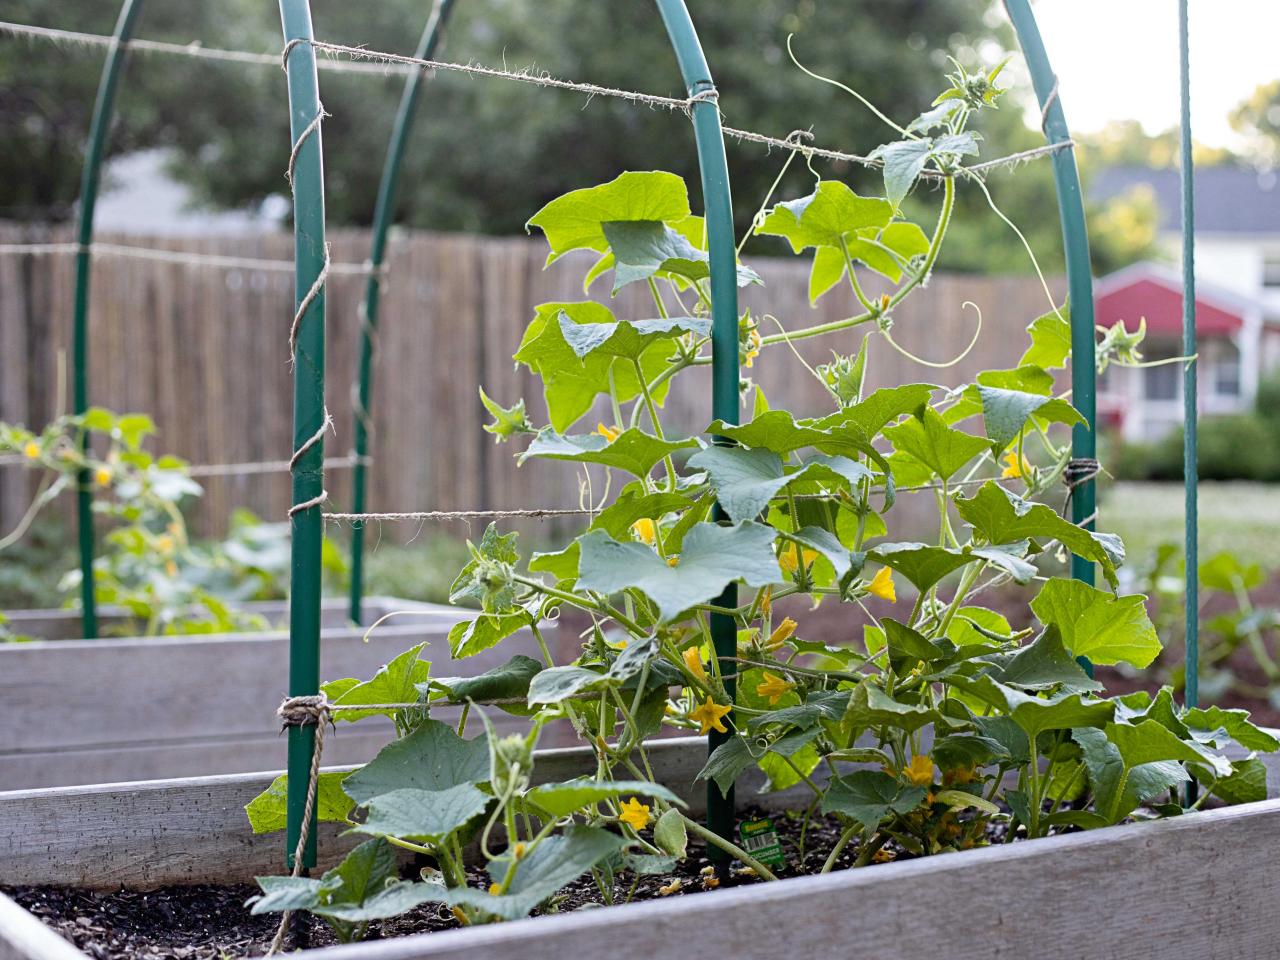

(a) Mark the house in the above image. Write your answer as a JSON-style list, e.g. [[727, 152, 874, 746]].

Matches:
[[1090, 166, 1280, 441]]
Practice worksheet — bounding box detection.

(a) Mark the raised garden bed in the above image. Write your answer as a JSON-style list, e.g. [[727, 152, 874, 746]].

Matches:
[[0, 737, 1277, 960], [0, 598, 560, 789]]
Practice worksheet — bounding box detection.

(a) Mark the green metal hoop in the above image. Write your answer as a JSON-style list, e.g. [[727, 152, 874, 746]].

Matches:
[[71, 0, 147, 639]]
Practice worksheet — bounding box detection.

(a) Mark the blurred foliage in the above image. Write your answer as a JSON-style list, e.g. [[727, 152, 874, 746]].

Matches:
[[1230, 79, 1280, 169]]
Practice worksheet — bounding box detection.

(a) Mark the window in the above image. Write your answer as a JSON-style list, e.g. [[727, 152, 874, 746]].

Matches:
[[1144, 347, 1180, 401], [1264, 255, 1280, 288], [1214, 341, 1241, 397]]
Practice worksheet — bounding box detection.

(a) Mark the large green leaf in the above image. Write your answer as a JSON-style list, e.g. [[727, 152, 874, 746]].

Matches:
[[1107, 720, 1230, 777], [961, 676, 1114, 743], [448, 608, 535, 659], [1182, 706, 1280, 752], [527, 171, 690, 263], [843, 680, 938, 734], [245, 771, 353, 834], [822, 770, 926, 830], [883, 406, 989, 481], [697, 736, 758, 798], [1019, 304, 1072, 370], [321, 644, 430, 723], [343, 720, 490, 804], [431, 654, 544, 709], [575, 521, 781, 621], [1074, 726, 1189, 825], [526, 665, 608, 705], [514, 302, 682, 432], [1208, 757, 1269, 805], [988, 625, 1102, 693], [1030, 578, 1160, 668], [810, 384, 936, 438], [600, 220, 759, 292], [556, 312, 710, 360], [524, 779, 684, 818], [867, 542, 972, 592], [687, 446, 870, 524], [807, 221, 931, 300], [867, 132, 978, 209], [977, 386, 1084, 454], [349, 784, 491, 843], [449, 826, 626, 921], [755, 180, 893, 252], [956, 482, 1124, 587], [519, 428, 697, 479]]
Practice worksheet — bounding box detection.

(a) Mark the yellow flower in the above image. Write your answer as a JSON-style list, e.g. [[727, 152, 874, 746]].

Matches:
[[488, 882, 502, 896], [155, 534, 175, 555], [618, 797, 651, 831], [682, 646, 708, 683], [1001, 450, 1029, 479], [596, 422, 621, 442], [22, 441, 40, 460], [778, 543, 819, 575], [699, 865, 720, 890], [606, 636, 628, 650], [690, 696, 732, 735], [872, 848, 896, 864], [867, 566, 896, 603], [450, 906, 471, 925], [665, 554, 679, 567], [763, 616, 797, 650], [632, 517, 657, 544], [94, 466, 112, 487], [513, 842, 526, 859], [903, 754, 935, 787], [743, 328, 762, 368], [755, 671, 794, 705], [657, 878, 682, 896]]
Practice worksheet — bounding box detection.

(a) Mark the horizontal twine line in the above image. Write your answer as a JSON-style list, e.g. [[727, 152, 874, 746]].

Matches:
[[0, 453, 367, 475], [0, 20, 1074, 181], [0, 241, 381, 276]]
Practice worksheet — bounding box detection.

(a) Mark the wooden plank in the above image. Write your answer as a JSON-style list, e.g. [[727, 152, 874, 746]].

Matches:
[[0, 893, 86, 960], [291, 799, 1280, 960], [0, 738, 744, 889]]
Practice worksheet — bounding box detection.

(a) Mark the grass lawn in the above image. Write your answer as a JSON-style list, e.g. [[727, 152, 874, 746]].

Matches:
[[1101, 481, 1280, 570]]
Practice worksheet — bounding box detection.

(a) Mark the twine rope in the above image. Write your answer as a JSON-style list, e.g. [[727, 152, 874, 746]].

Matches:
[[288, 245, 331, 365], [1063, 457, 1100, 491], [289, 408, 335, 471], [286, 105, 328, 187], [188, 454, 369, 478], [0, 241, 381, 276], [1039, 77, 1061, 135]]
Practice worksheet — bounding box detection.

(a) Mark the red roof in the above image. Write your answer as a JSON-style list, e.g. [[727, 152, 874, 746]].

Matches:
[[1095, 266, 1244, 337]]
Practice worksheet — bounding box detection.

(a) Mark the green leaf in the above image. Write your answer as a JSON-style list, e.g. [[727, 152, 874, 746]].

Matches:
[[822, 770, 926, 830], [245, 771, 352, 834], [525, 779, 684, 818], [844, 680, 938, 734], [520, 428, 697, 479], [956, 482, 1125, 588], [348, 784, 490, 843], [933, 734, 1011, 770], [1207, 756, 1269, 805], [697, 736, 758, 798], [321, 644, 430, 722], [755, 180, 893, 251], [514, 302, 682, 432], [343, 720, 490, 804], [1019, 304, 1072, 370], [653, 808, 688, 858], [1199, 552, 1266, 592], [556, 311, 710, 361], [977, 386, 1084, 454], [933, 789, 1000, 815], [883, 406, 989, 481], [1030, 578, 1160, 668], [868, 133, 978, 209], [687, 446, 869, 525], [946, 606, 1012, 647], [450, 826, 626, 921], [962, 676, 1113, 743], [527, 171, 690, 263], [1107, 720, 1231, 778], [867, 542, 971, 592], [448, 609, 535, 659], [882, 617, 945, 671], [576, 521, 781, 621], [479, 388, 533, 442], [431, 654, 543, 709], [810, 384, 936, 438], [600, 220, 759, 292], [791, 525, 858, 580], [1182, 706, 1280, 752], [1074, 726, 1189, 825], [526, 665, 607, 705], [989, 625, 1102, 693]]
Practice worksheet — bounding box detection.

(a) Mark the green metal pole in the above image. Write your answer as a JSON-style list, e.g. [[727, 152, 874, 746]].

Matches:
[[349, 0, 458, 626], [279, 0, 328, 870], [1178, 0, 1199, 717], [1004, 0, 1097, 592], [654, 0, 739, 854], [71, 0, 146, 639]]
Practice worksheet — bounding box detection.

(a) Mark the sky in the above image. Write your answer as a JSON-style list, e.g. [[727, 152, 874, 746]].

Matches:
[[1024, 0, 1280, 148]]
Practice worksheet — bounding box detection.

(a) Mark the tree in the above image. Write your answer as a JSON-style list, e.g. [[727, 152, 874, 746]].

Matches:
[[1231, 79, 1280, 168]]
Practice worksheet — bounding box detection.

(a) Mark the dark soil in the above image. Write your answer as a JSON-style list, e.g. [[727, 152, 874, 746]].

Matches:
[[4, 804, 1010, 959]]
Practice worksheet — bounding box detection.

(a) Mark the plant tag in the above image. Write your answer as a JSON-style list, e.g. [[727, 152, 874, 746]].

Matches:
[[738, 818, 785, 869]]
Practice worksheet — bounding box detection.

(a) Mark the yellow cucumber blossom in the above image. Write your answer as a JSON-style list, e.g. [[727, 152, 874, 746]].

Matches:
[[632, 517, 657, 545], [94, 466, 112, 487], [763, 616, 797, 650], [778, 542, 818, 575], [755, 670, 794, 706], [682, 646, 708, 683], [903, 754, 935, 787], [743, 328, 762, 368], [690, 696, 732, 735], [1001, 450, 1030, 479], [867, 566, 897, 602], [22, 441, 40, 460], [488, 882, 502, 896], [618, 797, 651, 831], [758, 586, 772, 617], [596, 422, 621, 443]]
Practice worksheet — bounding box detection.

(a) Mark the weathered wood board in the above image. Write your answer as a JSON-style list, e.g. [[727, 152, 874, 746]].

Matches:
[[0, 598, 566, 790]]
